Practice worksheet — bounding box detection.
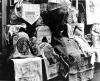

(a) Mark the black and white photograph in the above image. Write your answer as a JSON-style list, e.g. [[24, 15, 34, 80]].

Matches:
[[0, 0, 100, 81]]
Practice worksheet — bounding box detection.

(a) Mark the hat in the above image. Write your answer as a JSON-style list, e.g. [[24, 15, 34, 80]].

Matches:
[[48, 0, 71, 11], [48, 0, 71, 4]]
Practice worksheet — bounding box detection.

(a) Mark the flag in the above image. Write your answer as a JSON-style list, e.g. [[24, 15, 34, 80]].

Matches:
[[22, 4, 40, 25]]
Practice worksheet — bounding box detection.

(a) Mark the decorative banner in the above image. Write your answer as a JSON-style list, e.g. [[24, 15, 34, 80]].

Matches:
[[22, 4, 40, 25], [86, 0, 100, 24], [12, 57, 42, 81]]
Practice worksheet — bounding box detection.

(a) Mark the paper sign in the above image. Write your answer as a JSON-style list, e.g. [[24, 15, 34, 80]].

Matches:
[[22, 4, 40, 25], [12, 57, 42, 81], [86, 0, 100, 24]]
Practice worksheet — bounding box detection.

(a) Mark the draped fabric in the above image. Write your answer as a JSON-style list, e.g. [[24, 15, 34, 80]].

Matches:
[[54, 37, 94, 81], [11, 57, 42, 81]]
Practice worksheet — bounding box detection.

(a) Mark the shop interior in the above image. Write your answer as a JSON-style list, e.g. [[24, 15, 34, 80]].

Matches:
[[0, 0, 100, 81]]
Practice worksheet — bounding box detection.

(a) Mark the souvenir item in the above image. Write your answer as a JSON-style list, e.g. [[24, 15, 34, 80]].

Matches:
[[8, 24, 26, 36], [11, 57, 42, 81], [38, 43, 59, 80], [36, 26, 52, 44], [29, 37, 38, 55], [10, 32, 33, 58]]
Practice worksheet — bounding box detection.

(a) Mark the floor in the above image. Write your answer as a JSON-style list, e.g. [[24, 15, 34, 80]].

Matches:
[[0, 60, 100, 81]]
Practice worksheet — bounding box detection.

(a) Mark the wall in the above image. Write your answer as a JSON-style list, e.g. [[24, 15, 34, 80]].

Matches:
[[0, 0, 2, 52], [2, 0, 7, 54]]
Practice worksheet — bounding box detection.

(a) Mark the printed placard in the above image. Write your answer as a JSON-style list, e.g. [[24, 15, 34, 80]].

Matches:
[[22, 4, 40, 25]]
